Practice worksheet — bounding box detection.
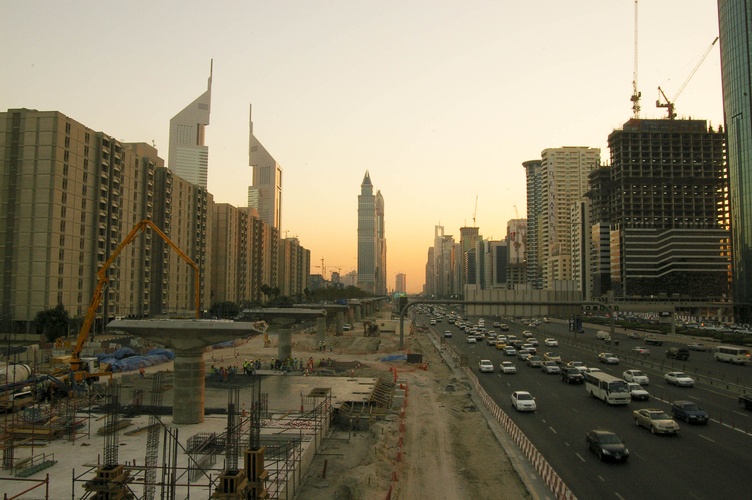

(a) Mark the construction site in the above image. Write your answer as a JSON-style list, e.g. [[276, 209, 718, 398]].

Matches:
[[1, 307, 409, 500]]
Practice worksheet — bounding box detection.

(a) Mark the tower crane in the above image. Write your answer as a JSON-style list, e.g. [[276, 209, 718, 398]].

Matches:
[[514, 205, 520, 219], [656, 36, 719, 120], [473, 195, 478, 227], [314, 258, 326, 278], [630, 0, 641, 119]]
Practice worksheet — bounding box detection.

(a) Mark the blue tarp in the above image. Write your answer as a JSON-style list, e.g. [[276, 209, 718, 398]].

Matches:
[[97, 348, 175, 372], [380, 354, 407, 362]]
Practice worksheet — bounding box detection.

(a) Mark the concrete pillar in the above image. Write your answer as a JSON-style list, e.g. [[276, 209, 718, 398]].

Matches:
[[336, 311, 344, 336], [173, 347, 206, 424], [316, 317, 327, 347], [354, 306, 361, 322], [278, 329, 292, 360]]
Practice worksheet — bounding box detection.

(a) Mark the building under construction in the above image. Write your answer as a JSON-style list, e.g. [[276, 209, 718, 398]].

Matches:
[[587, 118, 730, 299]]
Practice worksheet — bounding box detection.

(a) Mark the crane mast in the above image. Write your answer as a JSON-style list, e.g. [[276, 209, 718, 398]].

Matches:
[[630, 0, 641, 119]]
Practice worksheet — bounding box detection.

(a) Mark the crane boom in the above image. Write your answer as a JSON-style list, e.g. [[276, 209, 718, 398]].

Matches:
[[69, 220, 200, 377], [656, 36, 719, 119]]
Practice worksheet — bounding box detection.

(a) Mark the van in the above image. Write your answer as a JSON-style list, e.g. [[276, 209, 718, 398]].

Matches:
[[666, 347, 689, 360]]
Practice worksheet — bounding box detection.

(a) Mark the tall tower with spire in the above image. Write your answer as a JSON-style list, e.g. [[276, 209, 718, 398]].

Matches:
[[247, 104, 282, 230], [168, 61, 212, 188], [358, 171, 386, 294]]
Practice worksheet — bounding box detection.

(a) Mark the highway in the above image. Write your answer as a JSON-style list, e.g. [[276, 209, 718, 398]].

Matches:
[[420, 311, 752, 499]]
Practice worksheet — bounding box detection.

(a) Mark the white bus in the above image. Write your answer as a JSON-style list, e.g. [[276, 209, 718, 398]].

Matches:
[[714, 346, 751, 365], [584, 371, 631, 405]]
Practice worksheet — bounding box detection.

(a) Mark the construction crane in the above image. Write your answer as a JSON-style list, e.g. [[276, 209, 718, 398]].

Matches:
[[314, 258, 326, 278], [514, 205, 520, 219], [630, 0, 641, 119], [656, 36, 719, 119], [473, 196, 478, 227], [60, 220, 200, 384]]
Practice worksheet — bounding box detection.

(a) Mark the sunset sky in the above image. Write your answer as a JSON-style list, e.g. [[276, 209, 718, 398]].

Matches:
[[1, 1, 723, 294]]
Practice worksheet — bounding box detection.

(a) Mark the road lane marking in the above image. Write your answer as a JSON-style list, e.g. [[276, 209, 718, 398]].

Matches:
[[598, 475, 605, 482], [575, 452, 586, 462], [615, 493, 626, 500], [732, 410, 749, 418], [549, 426, 557, 434], [698, 434, 715, 443]]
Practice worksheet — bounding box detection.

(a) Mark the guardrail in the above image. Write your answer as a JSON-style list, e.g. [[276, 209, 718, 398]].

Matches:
[[13, 453, 57, 478], [2, 473, 50, 499], [426, 327, 576, 500]]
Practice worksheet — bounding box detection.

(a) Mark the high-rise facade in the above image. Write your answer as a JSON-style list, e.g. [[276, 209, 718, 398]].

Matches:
[[395, 273, 406, 294], [248, 104, 282, 230], [168, 64, 212, 188], [588, 118, 729, 299], [718, 1, 752, 321], [523, 159, 543, 289], [539, 147, 600, 289], [357, 171, 386, 294], [0, 109, 213, 332], [507, 218, 527, 288]]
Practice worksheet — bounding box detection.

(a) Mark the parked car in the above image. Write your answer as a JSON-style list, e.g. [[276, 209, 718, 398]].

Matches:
[[598, 352, 620, 364], [623, 369, 650, 385], [586, 430, 630, 462], [666, 347, 689, 360], [544, 338, 559, 347], [343, 323, 353, 331], [542, 361, 561, 374], [511, 391, 537, 411], [561, 367, 584, 384], [671, 400, 708, 424], [627, 382, 650, 401], [633, 408, 680, 435], [687, 343, 708, 351], [665, 372, 695, 387], [499, 361, 517, 374]]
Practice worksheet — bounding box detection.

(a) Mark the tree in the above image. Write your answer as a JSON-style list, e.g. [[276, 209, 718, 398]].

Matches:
[[36, 303, 71, 342]]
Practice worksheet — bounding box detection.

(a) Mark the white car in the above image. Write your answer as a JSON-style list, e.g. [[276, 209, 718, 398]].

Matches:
[[527, 338, 539, 346], [627, 382, 650, 401], [566, 361, 587, 373], [500, 361, 517, 374], [623, 369, 650, 385], [665, 372, 695, 387], [444, 330, 452, 338], [598, 352, 620, 364], [522, 330, 534, 338], [478, 359, 494, 373], [503, 346, 517, 356], [585, 367, 603, 374], [541, 361, 561, 374], [544, 338, 559, 347], [511, 391, 537, 411]]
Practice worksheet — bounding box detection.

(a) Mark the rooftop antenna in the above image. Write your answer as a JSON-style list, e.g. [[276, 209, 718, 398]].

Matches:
[[630, 0, 641, 119]]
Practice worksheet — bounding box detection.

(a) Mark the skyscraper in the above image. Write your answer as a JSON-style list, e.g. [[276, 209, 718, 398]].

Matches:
[[588, 118, 728, 299], [168, 63, 212, 188], [539, 147, 600, 289], [718, 1, 752, 322], [248, 104, 282, 230], [357, 171, 386, 294]]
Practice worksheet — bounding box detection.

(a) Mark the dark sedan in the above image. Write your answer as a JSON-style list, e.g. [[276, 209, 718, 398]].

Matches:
[[671, 401, 709, 425], [586, 430, 630, 462]]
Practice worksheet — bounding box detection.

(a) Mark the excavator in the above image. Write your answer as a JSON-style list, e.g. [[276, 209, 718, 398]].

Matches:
[[55, 220, 200, 385]]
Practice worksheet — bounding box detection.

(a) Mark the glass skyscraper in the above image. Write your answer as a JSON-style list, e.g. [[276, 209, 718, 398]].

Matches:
[[719, 1, 752, 321]]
